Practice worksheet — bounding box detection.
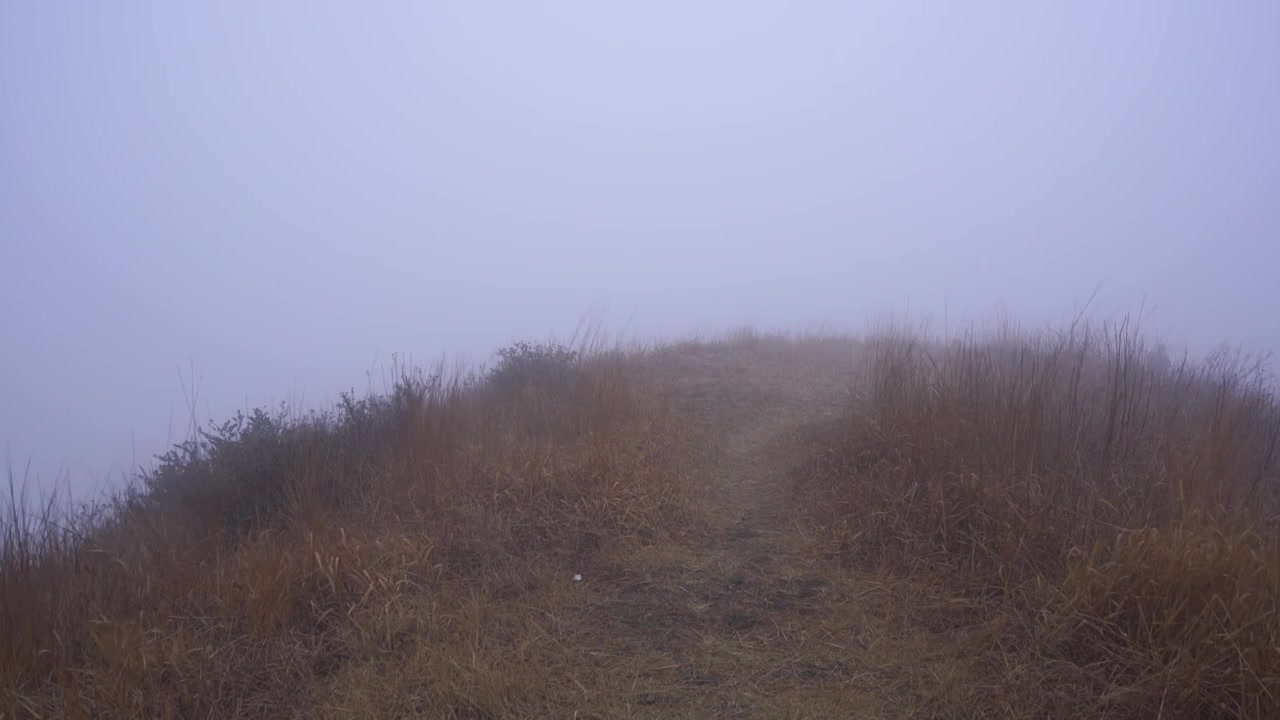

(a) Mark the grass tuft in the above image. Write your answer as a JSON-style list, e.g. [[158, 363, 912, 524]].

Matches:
[[798, 319, 1280, 718]]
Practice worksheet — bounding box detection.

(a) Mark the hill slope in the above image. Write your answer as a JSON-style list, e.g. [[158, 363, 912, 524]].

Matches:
[[5, 331, 1277, 718]]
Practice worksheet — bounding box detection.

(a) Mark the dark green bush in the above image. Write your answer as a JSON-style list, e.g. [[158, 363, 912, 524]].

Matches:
[[139, 370, 458, 535], [487, 340, 579, 393]]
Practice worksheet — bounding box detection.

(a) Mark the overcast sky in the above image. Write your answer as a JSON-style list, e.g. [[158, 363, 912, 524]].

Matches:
[[3, 1, 1278, 495]]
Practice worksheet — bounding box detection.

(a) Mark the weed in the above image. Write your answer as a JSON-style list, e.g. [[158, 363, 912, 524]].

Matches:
[[798, 319, 1280, 718]]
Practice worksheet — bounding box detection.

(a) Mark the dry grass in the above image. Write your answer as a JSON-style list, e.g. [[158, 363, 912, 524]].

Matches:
[[1, 340, 704, 718], [9, 322, 1278, 718], [797, 319, 1280, 718]]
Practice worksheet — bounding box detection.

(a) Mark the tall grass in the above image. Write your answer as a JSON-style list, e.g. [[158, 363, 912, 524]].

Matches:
[[801, 319, 1280, 718], [1, 340, 700, 718]]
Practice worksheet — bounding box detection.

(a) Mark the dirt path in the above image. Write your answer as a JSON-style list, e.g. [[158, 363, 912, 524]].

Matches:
[[309, 339, 971, 718], [575, 340, 914, 718]]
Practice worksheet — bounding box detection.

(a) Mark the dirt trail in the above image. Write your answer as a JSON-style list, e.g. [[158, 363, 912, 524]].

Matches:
[[650, 338, 855, 531], [578, 340, 907, 718]]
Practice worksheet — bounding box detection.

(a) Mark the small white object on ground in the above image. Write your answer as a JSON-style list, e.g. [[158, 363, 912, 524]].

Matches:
[[572, 574, 583, 583]]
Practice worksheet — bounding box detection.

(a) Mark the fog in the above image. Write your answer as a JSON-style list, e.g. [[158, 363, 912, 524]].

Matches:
[[3, 2, 1278, 496]]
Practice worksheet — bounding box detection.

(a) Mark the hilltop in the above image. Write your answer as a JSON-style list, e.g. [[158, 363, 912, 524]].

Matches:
[[4, 327, 1278, 718]]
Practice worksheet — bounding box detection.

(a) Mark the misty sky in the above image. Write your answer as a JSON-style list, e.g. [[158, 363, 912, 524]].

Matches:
[[3, 2, 1279, 495]]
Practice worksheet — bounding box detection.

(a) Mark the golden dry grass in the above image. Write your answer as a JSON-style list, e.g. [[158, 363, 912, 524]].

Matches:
[[796, 320, 1280, 718], [1, 342, 705, 718], [6, 325, 1275, 718]]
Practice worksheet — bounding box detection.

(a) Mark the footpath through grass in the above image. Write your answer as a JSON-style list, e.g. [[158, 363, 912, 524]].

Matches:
[[5, 327, 1276, 718]]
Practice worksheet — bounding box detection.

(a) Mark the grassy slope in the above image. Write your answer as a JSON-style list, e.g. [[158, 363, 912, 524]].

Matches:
[[4, 328, 1277, 718], [796, 323, 1280, 719], [2, 344, 704, 718]]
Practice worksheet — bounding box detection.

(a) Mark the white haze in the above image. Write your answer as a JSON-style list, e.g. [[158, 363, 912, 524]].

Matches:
[[2, 2, 1278, 496]]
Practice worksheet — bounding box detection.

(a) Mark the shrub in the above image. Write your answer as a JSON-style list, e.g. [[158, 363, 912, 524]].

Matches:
[[487, 340, 579, 393]]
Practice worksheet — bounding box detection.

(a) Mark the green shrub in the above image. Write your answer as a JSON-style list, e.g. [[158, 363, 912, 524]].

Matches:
[[487, 340, 579, 393]]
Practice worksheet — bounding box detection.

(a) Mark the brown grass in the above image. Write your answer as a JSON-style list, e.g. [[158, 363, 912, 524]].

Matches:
[[9, 323, 1278, 718], [1, 341, 704, 718], [797, 318, 1280, 718]]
